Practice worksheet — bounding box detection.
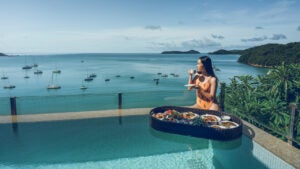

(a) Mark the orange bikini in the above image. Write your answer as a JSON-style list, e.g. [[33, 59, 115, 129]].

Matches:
[[196, 80, 213, 109]]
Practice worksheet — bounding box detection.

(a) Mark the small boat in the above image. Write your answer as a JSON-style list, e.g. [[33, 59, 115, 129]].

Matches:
[[115, 75, 121, 78], [89, 73, 97, 78], [80, 80, 88, 90], [1, 76, 8, 80], [47, 85, 61, 90], [161, 74, 168, 78], [153, 78, 160, 85], [33, 63, 38, 67], [34, 70, 43, 74], [24, 75, 30, 79], [47, 73, 61, 90], [84, 77, 93, 81], [130, 76, 135, 79], [80, 85, 88, 90], [3, 85, 15, 89], [105, 79, 110, 82], [1, 72, 8, 80], [52, 70, 61, 74], [157, 72, 162, 75], [213, 65, 220, 71], [22, 65, 32, 70]]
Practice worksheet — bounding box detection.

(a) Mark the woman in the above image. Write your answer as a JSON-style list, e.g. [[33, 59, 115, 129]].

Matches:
[[188, 56, 219, 111]]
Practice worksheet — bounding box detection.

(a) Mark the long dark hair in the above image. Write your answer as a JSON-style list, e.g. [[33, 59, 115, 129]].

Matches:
[[199, 56, 216, 77]]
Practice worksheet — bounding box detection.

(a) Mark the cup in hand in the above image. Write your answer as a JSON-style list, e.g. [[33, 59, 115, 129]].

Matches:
[[189, 69, 196, 75]]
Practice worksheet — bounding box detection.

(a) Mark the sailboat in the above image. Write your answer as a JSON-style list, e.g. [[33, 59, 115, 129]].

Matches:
[[3, 78, 15, 89], [1, 72, 8, 80], [47, 73, 61, 90], [24, 71, 30, 79], [34, 69, 43, 74], [22, 56, 32, 70], [52, 70, 61, 74], [80, 81, 88, 90], [52, 63, 61, 74]]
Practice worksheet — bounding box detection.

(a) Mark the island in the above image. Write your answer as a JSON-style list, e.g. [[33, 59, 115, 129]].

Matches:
[[208, 49, 243, 55], [238, 42, 300, 67], [161, 50, 200, 54], [0, 53, 7, 56], [209, 42, 300, 67]]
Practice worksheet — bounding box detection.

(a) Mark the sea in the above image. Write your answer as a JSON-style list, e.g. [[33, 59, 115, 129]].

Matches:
[[0, 53, 268, 114]]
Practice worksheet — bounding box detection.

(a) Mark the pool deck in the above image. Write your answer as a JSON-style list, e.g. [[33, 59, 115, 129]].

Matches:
[[0, 108, 299, 168]]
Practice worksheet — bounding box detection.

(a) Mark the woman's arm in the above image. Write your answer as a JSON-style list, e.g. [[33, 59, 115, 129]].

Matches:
[[188, 74, 193, 90], [188, 74, 199, 90]]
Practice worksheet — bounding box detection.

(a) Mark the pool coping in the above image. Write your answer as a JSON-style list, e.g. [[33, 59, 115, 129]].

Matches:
[[0, 108, 299, 168]]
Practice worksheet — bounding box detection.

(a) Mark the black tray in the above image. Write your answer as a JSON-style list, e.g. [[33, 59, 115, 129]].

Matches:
[[149, 106, 243, 141]]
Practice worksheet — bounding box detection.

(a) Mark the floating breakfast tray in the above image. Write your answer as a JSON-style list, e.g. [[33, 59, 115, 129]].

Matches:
[[149, 106, 243, 140]]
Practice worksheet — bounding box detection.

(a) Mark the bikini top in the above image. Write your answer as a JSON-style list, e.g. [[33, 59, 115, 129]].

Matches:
[[197, 80, 211, 91]]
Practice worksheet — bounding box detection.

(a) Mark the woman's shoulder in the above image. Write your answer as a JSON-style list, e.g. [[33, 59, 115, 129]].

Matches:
[[209, 76, 217, 83]]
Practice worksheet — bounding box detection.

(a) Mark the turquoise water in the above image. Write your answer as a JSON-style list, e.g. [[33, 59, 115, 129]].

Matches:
[[0, 54, 268, 115], [0, 54, 267, 97], [0, 115, 293, 169]]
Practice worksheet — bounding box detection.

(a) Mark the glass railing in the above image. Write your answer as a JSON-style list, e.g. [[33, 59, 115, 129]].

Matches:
[[1, 91, 298, 148], [0, 90, 195, 115], [227, 104, 300, 148], [0, 97, 10, 115]]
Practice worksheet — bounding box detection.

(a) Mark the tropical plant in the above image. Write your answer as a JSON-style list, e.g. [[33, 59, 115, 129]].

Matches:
[[222, 63, 300, 143]]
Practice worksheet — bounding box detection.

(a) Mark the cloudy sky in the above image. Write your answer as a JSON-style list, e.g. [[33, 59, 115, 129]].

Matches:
[[0, 0, 299, 54]]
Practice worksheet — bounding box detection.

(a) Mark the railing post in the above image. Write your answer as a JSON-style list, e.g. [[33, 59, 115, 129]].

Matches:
[[288, 103, 298, 146], [10, 97, 17, 115], [219, 82, 225, 112], [118, 93, 122, 109]]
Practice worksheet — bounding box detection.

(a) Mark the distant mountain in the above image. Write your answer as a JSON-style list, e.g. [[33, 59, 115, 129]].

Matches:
[[0, 53, 7, 56], [238, 42, 300, 67], [161, 50, 200, 54], [208, 49, 243, 54], [209, 42, 300, 67]]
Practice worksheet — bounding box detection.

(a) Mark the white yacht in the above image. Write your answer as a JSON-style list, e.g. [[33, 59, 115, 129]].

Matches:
[[47, 73, 61, 90]]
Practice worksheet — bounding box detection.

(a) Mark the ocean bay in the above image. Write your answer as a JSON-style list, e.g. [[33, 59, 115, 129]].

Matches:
[[0, 53, 268, 114], [0, 53, 267, 97]]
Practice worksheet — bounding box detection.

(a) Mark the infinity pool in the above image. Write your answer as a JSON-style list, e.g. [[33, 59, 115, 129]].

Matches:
[[0, 115, 294, 169]]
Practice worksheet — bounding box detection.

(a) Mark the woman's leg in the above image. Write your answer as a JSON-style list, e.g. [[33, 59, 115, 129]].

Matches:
[[209, 103, 219, 111], [190, 103, 200, 109]]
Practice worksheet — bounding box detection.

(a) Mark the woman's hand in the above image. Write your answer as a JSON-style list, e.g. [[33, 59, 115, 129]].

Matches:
[[188, 69, 194, 76]]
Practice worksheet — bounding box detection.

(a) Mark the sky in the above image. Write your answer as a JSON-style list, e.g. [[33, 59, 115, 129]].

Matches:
[[0, 0, 299, 54]]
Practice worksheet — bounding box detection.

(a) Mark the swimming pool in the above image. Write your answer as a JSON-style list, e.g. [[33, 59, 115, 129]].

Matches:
[[0, 115, 294, 169]]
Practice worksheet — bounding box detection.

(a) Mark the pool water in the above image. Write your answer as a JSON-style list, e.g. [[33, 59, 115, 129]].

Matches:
[[0, 115, 294, 169]]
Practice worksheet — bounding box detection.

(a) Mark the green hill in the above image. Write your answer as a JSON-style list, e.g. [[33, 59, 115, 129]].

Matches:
[[238, 42, 300, 67], [209, 42, 300, 67]]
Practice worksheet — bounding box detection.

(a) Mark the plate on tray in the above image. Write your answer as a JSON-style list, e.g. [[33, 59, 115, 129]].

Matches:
[[201, 114, 221, 122], [184, 84, 196, 87], [220, 121, 239, 128], [182, 112, 199, 120]]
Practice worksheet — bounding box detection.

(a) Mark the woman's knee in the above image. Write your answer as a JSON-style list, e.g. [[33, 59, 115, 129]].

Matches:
[[210, 103, 219, 111]]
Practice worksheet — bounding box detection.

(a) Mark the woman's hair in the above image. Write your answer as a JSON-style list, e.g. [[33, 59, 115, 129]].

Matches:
[[199, 56, 216, 77]]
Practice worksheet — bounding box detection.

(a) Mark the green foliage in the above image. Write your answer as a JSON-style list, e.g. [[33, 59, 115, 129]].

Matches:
[[238, 42, 300, 66], [223, 63, 300, 141]]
